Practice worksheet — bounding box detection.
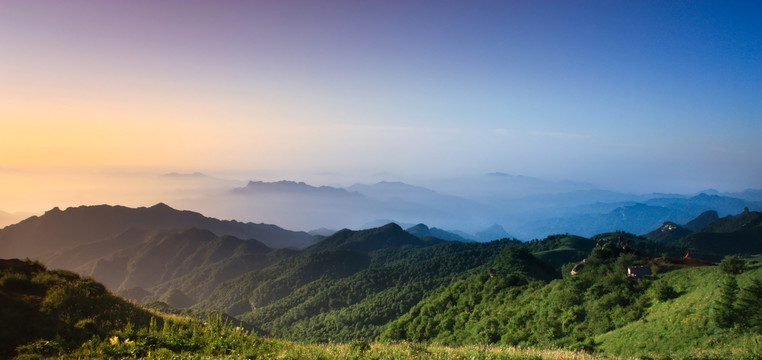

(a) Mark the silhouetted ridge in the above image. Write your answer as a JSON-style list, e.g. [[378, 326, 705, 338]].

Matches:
[[232, 180, 362, 198], [474, 224, 512, 241], [405, 223, 471, 242], [684, 210, 719, 231], [308, 223, 441, 253], [671, 210, 762, 260], [0, 203, 314, 259]]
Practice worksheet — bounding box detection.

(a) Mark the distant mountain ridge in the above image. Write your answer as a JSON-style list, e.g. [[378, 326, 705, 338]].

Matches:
[[233, 180, 362, 198], [172, 176, 762, 240], [306, 223, 442, 253], [684, 210, 719, 231], [0, 210, 31, 229], [671, 210, 762, 259], [517, 194, 761, 239], [405, 223, 472, 242], [0, 203, 315, 260], [643, 221, 692, 245]]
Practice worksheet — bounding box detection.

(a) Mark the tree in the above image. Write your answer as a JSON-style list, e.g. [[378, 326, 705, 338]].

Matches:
[[719, 255, 746, 275], [652, 281, 677, 302], [713, 276, 739, 328], [737, 278, 762, 332]]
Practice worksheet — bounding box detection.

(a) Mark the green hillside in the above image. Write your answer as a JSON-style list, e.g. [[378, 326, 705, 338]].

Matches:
[[0, 258, 361, 360], [0, 258, 607, 360], [383, 239, 762, 358], [0, 258, 260, 359], [525, 234, 596, 270], [596, 259, 762, 358], [43, 227, 280, 307], [199, 235, 520, 342]]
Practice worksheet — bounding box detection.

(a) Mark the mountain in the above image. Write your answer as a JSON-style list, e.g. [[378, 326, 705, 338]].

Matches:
[[0, 258, 270, 360], [0, 258, 155, 358], [382, 236, 761, 358], [516, 194, 762, 239], [644, 221, 693, 245], [429, 172, 596, 202], [683, 210, 719, 231], [347, 181, 445, 201], [162, 171, 214, 179], [158, 288, 196, 308], [169, 176, 762, 240], [344, 181, 494, 232], [405, 223, 472, 242], [524, 234, 596, 270], [644, 193, 758, 217], [177, 179, 497, 234], [727, 188, 762, 202], [348, 181, 487, 214], [0, 210, 32, 229], [643, 210, 719, 246], [473, 224, 513, 241], [233, 180, 361, 198], [198, 235, 520, 342], [0, 203, 315, 259], [308, 227, 338, 237], [174, 180, 378, 231], [306, 223, 441, 253], [670, 210, 762, 260], [36, 227, 280, 306], [359, 219, 417, 230]]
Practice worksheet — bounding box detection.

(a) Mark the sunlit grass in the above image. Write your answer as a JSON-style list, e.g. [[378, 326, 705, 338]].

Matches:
[[242, 340, 609, 360]]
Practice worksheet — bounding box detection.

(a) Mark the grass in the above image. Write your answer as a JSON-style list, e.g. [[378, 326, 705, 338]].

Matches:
[[264, 341, 607, 360], [596, 261, 762, 359]]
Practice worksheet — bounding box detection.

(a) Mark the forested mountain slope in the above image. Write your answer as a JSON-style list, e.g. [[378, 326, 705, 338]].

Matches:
[[383, 238, 762, 358], [34, 226, 286, 308], [670, 210, 762, 259], [197, 226, 526, 342]]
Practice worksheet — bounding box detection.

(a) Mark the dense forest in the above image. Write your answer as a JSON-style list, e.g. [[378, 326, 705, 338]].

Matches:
[[1, 209, 761, 359]]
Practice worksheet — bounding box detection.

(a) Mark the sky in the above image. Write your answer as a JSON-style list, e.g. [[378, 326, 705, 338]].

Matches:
[[1, 0, 761, 214]]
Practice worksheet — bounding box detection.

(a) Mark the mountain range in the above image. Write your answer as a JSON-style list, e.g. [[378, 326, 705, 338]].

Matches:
[[2, 200, 762, 358], [169, 177, 761, 240], [0, 203, 316, 261]]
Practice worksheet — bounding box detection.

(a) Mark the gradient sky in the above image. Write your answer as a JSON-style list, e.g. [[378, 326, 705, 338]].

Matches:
[[1, 1, 761, 213]]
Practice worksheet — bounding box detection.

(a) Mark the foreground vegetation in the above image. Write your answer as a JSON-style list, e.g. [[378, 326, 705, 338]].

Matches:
[[384, 240, 762, 358], [4, 255, 762, 360], [1, 258, 602, 360]]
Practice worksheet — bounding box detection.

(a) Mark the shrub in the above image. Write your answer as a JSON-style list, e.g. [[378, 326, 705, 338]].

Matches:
[[652, 281, 678, 302], [719, 255, 746, 275], [15, 340, 62, 358], [0, 272, 31, 291], [349, 339, 370, 353]]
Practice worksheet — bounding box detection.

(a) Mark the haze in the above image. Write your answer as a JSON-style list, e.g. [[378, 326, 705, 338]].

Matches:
[[1, 1, 760, 219]]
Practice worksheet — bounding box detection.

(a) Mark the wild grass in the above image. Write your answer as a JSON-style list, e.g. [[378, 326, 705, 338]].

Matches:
[[596, 261, 762, 359]]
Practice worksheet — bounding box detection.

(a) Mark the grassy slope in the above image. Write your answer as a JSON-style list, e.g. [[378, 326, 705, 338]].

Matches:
[[597, 259, 762, 358]]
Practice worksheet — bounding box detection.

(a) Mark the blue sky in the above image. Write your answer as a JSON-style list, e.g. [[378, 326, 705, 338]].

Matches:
[[1, 0, 760, 212]]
